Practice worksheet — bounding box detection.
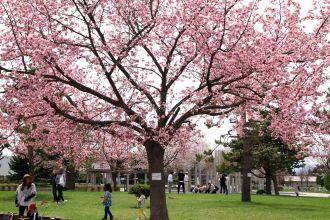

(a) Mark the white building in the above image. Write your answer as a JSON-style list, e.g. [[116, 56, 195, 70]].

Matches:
[[0, 156, 12, 177], [284, 176, 318, 187]]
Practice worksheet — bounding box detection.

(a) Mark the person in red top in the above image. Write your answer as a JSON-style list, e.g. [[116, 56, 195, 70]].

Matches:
[[28, 203, 39, 220]]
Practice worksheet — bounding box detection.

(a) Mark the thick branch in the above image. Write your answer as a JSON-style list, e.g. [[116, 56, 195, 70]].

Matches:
[[43, 97, 143, 133]]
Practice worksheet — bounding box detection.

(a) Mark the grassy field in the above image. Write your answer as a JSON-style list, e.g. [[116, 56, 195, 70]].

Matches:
[[1, 191, 330, 220]]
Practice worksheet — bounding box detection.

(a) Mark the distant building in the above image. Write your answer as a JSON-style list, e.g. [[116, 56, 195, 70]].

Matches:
[[214, 150, 224, 166], [0, 156, 12, 177], [284, 176, 318, 187]]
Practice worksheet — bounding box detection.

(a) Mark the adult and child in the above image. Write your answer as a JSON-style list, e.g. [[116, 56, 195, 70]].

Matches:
[[191, 182, 218, 194], [168, 171, 228, 195], [14, 172, 150, 219], [15, 168, 66, 219], [205, 182, 219, 194], [189, 173, 228, 195], [101, 183, 148, 220]]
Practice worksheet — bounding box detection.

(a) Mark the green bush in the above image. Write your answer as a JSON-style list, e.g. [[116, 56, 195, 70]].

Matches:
[[75, 173, 87, 183], [128, 184, 150, 198], [324, 174, 330, 191], [113, 186, 120, 192], [256, 189, 266, 195], [316, 175, 324, 186]]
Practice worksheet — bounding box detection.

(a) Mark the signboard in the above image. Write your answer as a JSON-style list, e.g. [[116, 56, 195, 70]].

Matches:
[[152, 173, 162, 181]]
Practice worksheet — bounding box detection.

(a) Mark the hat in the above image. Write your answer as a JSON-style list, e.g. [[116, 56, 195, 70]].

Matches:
[[23, 174, 33, 181]]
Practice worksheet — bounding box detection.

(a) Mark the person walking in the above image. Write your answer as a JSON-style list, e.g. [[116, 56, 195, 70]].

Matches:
[[177, 170, 185, 194], [167, 172, 173, 193], [102, 183, 113, 220], [184, 172, 189, 193], [220, 174, 228, 195], [55, 168, 66, 203], [15, 174, 37, 218], [294, 184, 300, 197]]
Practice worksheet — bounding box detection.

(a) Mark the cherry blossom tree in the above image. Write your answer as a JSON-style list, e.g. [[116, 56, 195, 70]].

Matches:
[[0, 0, 329, 218]]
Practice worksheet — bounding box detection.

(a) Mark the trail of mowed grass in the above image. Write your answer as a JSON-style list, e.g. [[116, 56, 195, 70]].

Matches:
[[1, 191, 329, 220]]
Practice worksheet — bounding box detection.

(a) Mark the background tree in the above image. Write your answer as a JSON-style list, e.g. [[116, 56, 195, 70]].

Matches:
[[195, 153, 204, 185], [203, 149, 215, 182], [216, 160, 238, 175], [312, 158, 330, 189], [8, 150, 59, 182], [8, 155, 29, 181], [311, 89, 330, 170], [324, 174, 330, 191], [0, 143, 9, 163], [224, 118, 305, 195], [316, 175, 324, 187]]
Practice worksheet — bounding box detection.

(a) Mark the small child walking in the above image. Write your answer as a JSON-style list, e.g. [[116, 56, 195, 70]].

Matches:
[[136, 189, 147, 220], [102, 184, 114, 220]]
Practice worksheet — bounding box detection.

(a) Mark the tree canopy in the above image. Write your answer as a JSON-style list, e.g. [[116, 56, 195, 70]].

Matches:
[[0, 1, 328, 218]]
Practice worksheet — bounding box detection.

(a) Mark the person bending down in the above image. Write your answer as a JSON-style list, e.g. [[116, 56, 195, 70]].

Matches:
[[136, 189, 147, 220]]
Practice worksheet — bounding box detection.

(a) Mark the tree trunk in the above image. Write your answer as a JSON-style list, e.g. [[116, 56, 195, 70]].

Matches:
[[145, 140, 169, 220], [111, 172, 118, 190], [241, 136, 252, 202], [265, 173, 272, 195], [198, 163, 202, 185], [272, 174, 279, 196], [28, 162, 35, 177], [65, 164, 76, 190], [264, 165, 272, 195], [194, 165, 198, 185], [27, 146, 35, 177]]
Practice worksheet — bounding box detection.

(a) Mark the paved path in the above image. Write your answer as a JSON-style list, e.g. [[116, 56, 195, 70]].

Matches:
[[280, 191, 330, 198]]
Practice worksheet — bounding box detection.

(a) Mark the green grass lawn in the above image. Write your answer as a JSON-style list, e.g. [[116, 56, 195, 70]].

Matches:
[[1, 191, 329, 220]]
